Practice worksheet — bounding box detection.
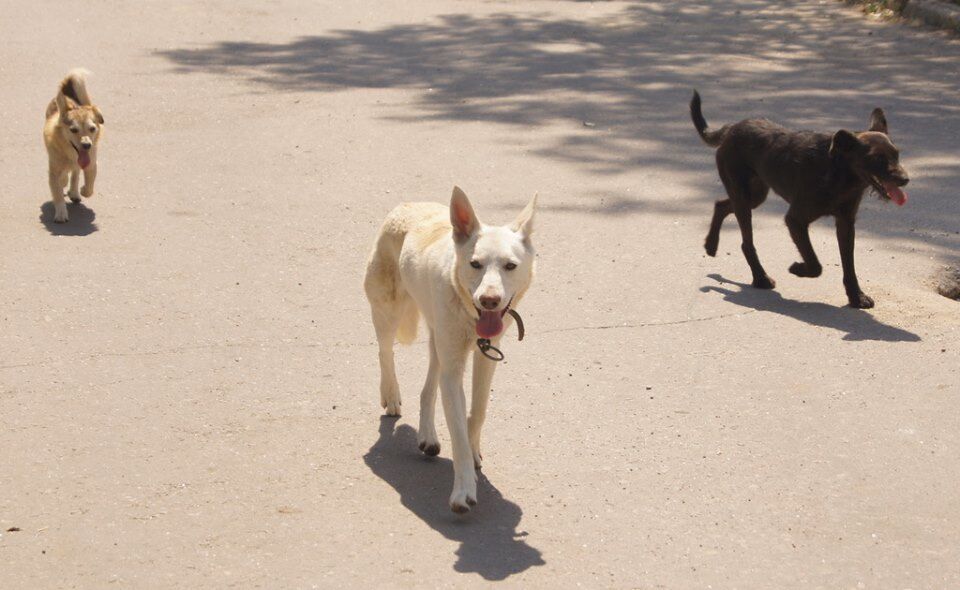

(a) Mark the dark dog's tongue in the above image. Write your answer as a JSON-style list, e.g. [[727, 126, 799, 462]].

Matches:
[[884, 181, 907, 206], [78, 150, 90, 169], [477, 310, 504, 338]]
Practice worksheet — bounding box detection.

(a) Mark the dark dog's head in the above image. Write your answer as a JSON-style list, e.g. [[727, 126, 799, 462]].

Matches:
[[829, 109, 909, 205]]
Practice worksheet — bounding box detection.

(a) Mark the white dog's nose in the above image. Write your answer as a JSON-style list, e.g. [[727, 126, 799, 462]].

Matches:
[[479, 294, 501, 310]]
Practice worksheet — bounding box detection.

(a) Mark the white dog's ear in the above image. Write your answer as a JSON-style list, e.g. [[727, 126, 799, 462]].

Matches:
[[511, 193, 537, 240], [450, 186, 479, 243]]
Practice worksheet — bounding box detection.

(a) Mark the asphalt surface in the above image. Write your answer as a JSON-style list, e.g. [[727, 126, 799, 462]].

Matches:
[[2, 1, 959, 588]]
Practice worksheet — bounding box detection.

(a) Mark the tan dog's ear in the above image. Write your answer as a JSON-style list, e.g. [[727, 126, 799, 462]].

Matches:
[[511, 193, 537, 240], [450, 186, 480, 243], [56, 93, 70, 122], [868, 108, 888, 135], [829, 130, 861, 158], [93, 107, 104, 125]]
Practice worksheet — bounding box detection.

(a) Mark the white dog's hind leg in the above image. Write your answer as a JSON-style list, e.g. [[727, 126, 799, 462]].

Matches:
[[67, 170, 81, 203], [49, 168, 69, 223], [417, 332, 441, 456], [371, 303, 404, 416], [438, 341, 476, 513], [468, 347, 498, 470]]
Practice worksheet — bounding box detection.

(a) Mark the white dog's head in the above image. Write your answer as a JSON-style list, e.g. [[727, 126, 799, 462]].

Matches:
[[450, 186, 537, 339]]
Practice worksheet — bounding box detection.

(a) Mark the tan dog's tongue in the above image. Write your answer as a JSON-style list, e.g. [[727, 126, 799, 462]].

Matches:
[[477, 310, 504, 339], [883, 181, 907, 206], [78, 150, 90, 169]]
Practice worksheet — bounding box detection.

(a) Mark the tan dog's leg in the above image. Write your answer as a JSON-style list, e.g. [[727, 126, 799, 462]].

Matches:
[[468, 344, 498, 471], [67, 169, 81, 203], [49, 167, 69, 223], [81, 162, 97, 198]]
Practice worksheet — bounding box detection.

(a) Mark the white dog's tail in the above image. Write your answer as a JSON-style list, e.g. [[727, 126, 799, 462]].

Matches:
[[396, 302, 419, 345], [61, 68, 93, 105], [364, 228, 419, 346]]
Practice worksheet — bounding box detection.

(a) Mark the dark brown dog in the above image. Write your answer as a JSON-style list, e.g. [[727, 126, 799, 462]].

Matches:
[[690, 91, 910, 308]]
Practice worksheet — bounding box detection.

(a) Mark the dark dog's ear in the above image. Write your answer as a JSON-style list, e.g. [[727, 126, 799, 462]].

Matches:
[[93, 107, 104, 125], [829, 129, 861, 158], [868, 108, 888, 135]]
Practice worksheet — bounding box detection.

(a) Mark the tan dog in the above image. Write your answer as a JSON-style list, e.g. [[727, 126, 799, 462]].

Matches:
[[43, 69, 104, 223]]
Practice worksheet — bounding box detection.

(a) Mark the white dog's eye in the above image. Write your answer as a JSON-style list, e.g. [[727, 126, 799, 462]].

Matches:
[[504, 262, 517, 271], [470, 260, 482, 269], [89, 126, 97, 133]]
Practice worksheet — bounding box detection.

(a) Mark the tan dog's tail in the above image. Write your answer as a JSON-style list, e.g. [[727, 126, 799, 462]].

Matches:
[[61, 69, 93, 106], [690, 90, 728, 148]]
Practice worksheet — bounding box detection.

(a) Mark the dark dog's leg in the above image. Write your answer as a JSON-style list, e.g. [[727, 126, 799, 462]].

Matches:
[[836, 210, 873, 308], [732, 203, 775, 289], [704, 199, 732, 257], [786, 210, 822, 278]]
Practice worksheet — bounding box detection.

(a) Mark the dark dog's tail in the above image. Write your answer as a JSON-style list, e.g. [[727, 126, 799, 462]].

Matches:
[[60, 69, 93, 106], [690, 90, 727, 148]]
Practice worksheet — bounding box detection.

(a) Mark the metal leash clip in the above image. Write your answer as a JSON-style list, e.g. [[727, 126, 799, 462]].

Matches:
[[476, 338, 505, 361], [475, 308, 525, 362]]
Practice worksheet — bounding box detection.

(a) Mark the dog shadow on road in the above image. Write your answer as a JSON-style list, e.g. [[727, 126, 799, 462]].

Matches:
[[701, 274, 921, 343], [40, 201, 100, 236], [364, 416, 545, 580], [39, 201, 98, 236]]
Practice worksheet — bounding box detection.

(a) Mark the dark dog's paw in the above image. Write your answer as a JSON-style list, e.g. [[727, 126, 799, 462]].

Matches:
[[752, 275, 776, 290], [704, 237, 719, 257], [848, 293, 875, 309], [789, 262, 823, 278]]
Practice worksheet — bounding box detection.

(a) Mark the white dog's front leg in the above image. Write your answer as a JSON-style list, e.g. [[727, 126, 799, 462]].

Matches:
[[469, 345, 498, 470], [417, 332, 441, 456], [438, 349, 476, 513]]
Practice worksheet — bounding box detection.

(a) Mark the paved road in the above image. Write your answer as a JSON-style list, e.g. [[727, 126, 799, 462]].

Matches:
[[2, 1, 959, 587]]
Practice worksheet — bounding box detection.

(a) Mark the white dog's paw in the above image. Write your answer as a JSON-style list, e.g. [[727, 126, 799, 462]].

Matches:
[[382, 398, 401, 416], [450, 488, 478, 514], [68, 190, 82, 203], [472, 448, 483, 471], [53, 205, 69, 223], [417, 431, 440, 457], [80, 185, 93, 198], [380, 383, 401, 416]]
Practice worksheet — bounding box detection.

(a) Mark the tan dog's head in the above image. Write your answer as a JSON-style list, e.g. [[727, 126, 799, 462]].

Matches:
[[55, 94, 103, 168], [450, 186, 537, 339]]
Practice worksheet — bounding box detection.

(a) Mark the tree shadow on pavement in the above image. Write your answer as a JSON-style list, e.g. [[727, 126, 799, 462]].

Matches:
[[700, 274, 921, 342], [363, 416, 545, 581], [39, 201, 98, 236], [155, 0, 960, 257]]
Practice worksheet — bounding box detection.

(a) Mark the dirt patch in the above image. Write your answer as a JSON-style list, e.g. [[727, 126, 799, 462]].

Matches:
[[936, 266, 960, 300]]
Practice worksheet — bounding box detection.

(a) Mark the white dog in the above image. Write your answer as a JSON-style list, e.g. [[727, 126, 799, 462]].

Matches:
[[364, 186, 537, 513]]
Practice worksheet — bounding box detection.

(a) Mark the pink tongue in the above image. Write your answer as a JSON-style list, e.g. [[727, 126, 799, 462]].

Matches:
[[78, 150, 90, 169], [884, 182, 907, 206], [477, 310, 504, 338]]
